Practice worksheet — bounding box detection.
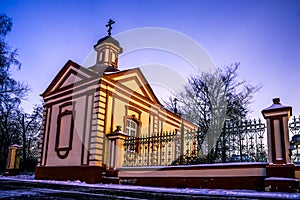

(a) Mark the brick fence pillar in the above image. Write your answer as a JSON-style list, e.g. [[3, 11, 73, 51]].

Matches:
[[4, 144, 22, 176], [262, 98, 299, 192], [106, 126, 129, 169], [262, 98, 292, 165]]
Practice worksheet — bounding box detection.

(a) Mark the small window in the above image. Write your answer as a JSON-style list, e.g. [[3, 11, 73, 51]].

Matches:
[[126, 118, 138, 137], [99, 52, 103, 62], [111, 52, 116, 62]]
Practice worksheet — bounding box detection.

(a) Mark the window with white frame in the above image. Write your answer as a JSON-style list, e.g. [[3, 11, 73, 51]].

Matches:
[[126, 118, 138, 137]]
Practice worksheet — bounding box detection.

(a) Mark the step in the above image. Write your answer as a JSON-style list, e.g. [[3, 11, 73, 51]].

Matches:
[[105, 169, 119, 177], [102, 177, 120, 184], [264, 177, 300, 192]]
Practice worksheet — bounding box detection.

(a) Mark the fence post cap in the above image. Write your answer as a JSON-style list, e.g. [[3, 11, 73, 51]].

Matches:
[[9, 144, 22, 149], [106, 126, 129, 140], [261, 98, 292, 118]]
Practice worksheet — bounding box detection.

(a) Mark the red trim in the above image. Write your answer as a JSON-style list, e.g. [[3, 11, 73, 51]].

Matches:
[[54, 68, 87, 90], [44, 79, 99, 102], [35, 165, 105, 184], [55, 102, 76, 159], [121, 176, 265, 191]]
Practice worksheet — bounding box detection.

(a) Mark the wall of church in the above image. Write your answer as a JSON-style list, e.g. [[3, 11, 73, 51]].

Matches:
[[89, 89, 108, 166], [39, 93, 95, 167], [37, 64, 197, 173], [100, 77, 196, 138]]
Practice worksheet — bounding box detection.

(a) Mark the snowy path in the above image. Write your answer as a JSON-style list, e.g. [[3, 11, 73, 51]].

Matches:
[[0, 175, 300, 199]]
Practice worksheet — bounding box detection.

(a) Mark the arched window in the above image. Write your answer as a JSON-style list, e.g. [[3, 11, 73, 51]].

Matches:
[[126, 118, 138, 137]]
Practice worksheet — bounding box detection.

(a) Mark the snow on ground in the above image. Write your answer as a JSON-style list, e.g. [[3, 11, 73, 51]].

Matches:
[[1, 174, 300, 199], [1, 173, 35, 180]]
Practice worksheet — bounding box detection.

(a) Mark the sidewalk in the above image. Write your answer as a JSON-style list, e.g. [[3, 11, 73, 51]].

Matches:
[[1, 176, 300, 199]]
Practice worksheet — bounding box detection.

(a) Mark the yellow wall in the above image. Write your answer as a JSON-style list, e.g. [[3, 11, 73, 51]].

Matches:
[[100, 72, 197, 138], [39, 64, 197, 170]]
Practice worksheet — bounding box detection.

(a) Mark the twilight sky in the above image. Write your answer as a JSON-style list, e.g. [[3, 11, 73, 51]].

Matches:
[[1, 0, 300, 119]]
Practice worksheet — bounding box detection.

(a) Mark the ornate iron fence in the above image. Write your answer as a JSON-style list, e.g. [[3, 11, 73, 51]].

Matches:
[[123, 119, 268, 167], [123, 131, 181, 167], [177, 119, 267, 165], [289, 115, 300, 164], [215, 119, 267, 163], [122, 116, 300, 167]]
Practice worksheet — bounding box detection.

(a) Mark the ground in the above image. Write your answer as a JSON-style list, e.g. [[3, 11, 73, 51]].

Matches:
[[0, 174, 299, 199]]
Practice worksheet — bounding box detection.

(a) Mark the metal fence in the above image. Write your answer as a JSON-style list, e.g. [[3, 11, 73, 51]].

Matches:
[[123, 130, 182, 167], [123, 118, 268, 167], [289, 115, 300, 164], [173, 119, 267, 165], [214, 119, 267, 163], [25, 116, 300, 168]]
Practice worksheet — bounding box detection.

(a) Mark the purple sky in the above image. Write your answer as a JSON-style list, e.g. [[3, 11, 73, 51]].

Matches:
[[1, 0, 300, 118]]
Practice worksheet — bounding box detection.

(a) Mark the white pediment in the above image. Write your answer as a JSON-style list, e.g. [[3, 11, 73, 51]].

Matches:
[[57, 70, 83, 89], [106, 69, 160, 104], [42, 60, 97, 97]]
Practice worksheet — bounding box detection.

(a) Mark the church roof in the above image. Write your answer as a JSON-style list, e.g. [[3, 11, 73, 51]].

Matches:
[[89, 64, 120, 73], [94, 36, 122, 51], [41, 60, 98, 97], [41, 60, 160, 105], [41, 59, 196, 128], [103, 67, 161, 105]]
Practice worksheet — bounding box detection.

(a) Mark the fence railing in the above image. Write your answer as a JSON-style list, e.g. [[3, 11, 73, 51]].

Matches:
[[289, 115, 300, 164], [215, 119, 267, 163], [174, 119, 267, 165], [123, 131, 181, 167], [122, 118, 269, 167]]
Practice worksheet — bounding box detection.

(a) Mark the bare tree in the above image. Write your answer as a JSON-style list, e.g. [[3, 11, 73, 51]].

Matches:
[[0, 14, 30, 171], [164, 63, 261, 162], [0, 97, 22, 170], [18, 104, 43, 171]]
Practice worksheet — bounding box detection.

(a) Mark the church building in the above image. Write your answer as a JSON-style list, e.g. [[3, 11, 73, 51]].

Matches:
[[35, 21, 197, 183]]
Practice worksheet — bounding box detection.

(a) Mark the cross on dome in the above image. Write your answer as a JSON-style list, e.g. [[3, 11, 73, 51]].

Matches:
[[106, 19, 115, 36]]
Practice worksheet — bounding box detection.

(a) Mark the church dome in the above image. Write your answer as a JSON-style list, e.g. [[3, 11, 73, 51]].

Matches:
[[94, 36, 121, 49]]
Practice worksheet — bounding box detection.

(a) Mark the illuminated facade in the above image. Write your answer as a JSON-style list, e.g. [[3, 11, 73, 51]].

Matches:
[[35, 34, 196, 183]]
